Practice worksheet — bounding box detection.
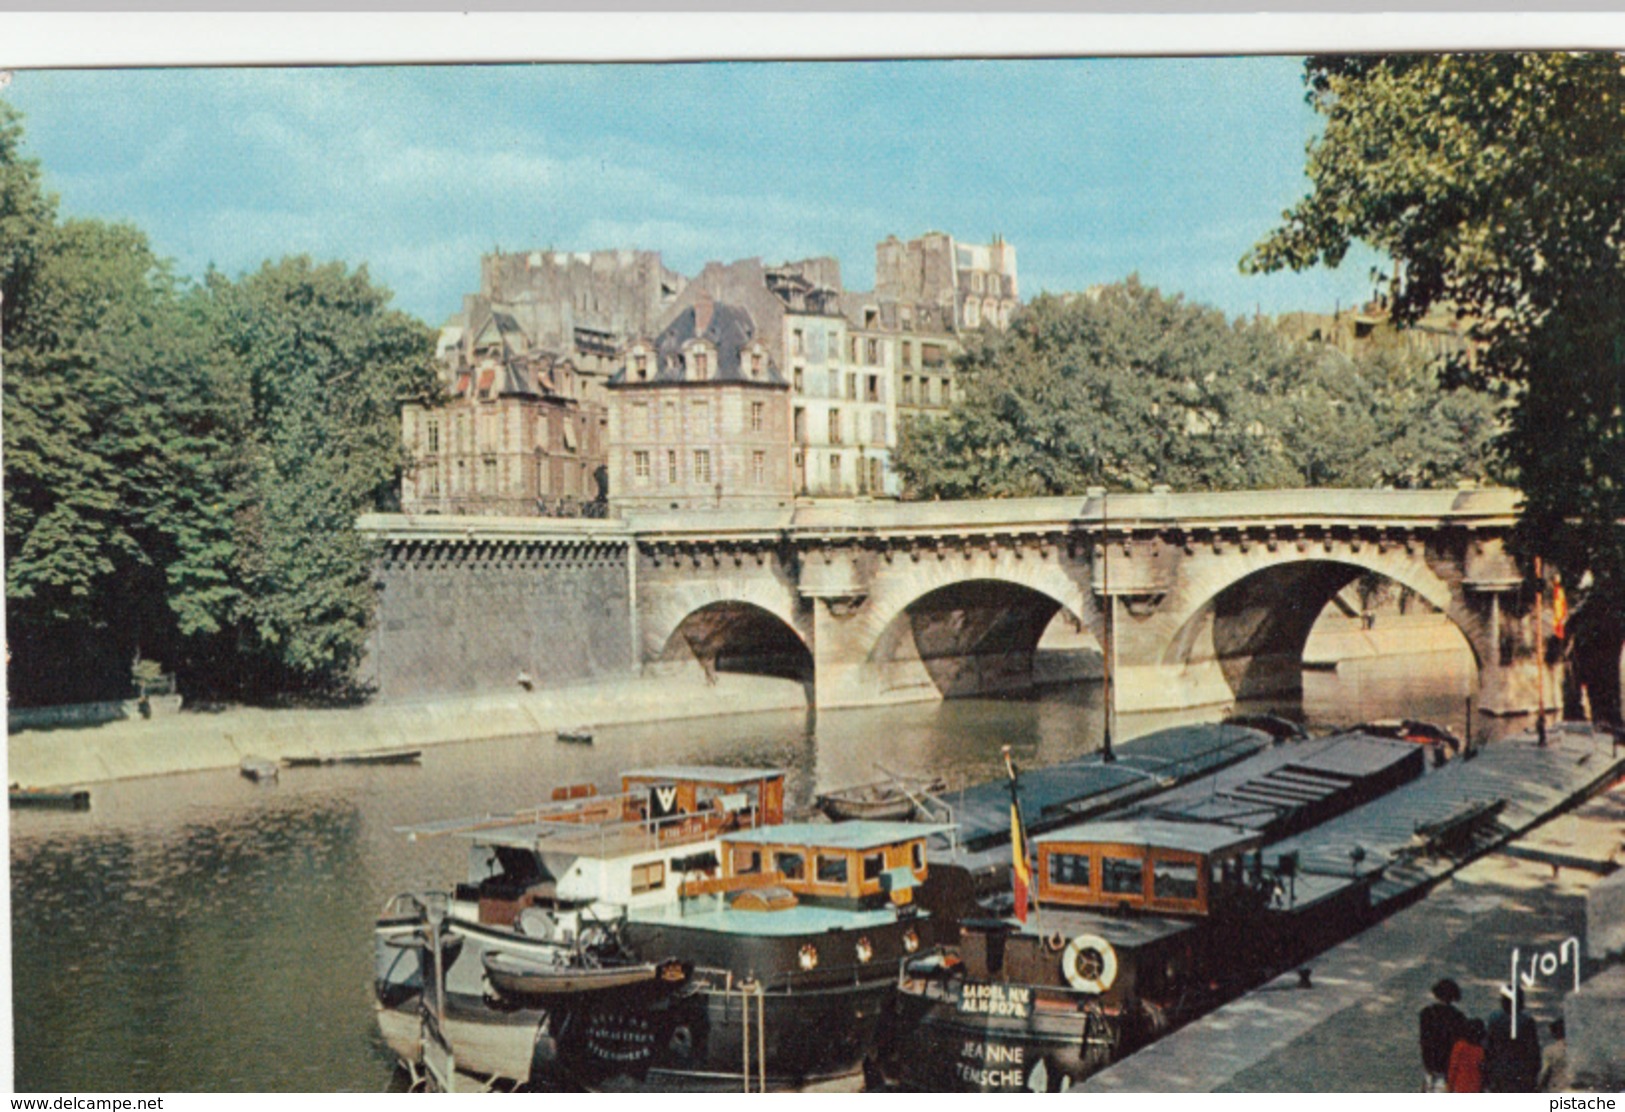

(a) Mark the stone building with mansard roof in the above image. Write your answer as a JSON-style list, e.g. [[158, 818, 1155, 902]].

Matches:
[[402, 310, 606, 517], [607, 293, 791, 512]]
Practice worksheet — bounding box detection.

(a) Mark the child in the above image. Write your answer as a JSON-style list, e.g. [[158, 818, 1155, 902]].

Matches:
[[1448, 1018, 1487, 1093]]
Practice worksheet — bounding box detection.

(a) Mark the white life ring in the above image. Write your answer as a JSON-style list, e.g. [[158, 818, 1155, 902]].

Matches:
[[1060, 933, 1118, 994]]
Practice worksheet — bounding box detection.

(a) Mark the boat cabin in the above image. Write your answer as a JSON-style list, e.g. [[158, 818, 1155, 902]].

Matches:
[[398, 765, 788, 925], [1033, 819, 1264, 918], [620, 765, 786, 833], [686, 821, 953, 910]]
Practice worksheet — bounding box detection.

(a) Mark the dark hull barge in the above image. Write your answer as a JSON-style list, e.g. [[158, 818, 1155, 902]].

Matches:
[[882, 722, 1625, 1092], [8, 785, 92, 810]]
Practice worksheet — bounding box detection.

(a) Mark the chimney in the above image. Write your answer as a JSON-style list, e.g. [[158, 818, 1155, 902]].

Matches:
[[694, 290, 715, 335]]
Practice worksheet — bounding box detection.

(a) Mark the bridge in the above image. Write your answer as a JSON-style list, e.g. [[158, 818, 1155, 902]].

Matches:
[[359, 486, 1561, 719]]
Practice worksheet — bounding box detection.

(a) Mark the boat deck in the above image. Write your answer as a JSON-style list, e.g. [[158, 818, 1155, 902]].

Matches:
[[1080, 772, 1624, 1092], [630, 899, 905, 937], [933, 723, 1272, 870], [1267, 723, 1624, 907]]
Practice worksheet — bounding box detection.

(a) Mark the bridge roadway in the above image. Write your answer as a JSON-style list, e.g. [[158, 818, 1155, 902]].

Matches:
[[359, 486, 1556, 717]]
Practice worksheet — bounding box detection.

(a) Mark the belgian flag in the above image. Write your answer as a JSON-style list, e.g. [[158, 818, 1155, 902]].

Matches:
[[1002, 746, 1032, 923]]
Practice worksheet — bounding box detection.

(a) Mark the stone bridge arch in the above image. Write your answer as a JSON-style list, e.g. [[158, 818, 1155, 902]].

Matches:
[[1112, 541, 1482, 715], [807, 549, 1096, 707], [637, 570, 808, 680]]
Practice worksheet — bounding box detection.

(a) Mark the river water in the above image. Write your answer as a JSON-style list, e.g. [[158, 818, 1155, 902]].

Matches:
[[9, 651, 1482, 1092]]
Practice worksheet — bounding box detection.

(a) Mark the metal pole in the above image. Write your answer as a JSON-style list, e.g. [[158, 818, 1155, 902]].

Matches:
[[741, 988, 751, 1093], [1535, 558, 1548, 747], [1101, 489, 1116, 764], [757, 984, 766, 1094]]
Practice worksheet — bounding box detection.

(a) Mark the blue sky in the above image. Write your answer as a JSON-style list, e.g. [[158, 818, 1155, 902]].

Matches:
[[5, 58, 1386, 326]]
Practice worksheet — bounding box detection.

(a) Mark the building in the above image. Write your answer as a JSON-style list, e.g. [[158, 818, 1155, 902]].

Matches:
[[607, 294, 791, 512], [875, 231, 1018, 333], [402, 315, 605, 517], [847, 231, 1020, 445]]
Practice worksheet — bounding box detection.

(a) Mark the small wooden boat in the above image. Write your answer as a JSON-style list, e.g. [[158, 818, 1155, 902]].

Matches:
[[555, 727, 594, 745], [284, 749, 422, 768], [815, 776, 946, 822], [239, 757, 280, 782], [9, 785, 91, 810], [1223, 713, 1310, 743], [481, 950, 668, 997], [1348, 719, 1462, 753]]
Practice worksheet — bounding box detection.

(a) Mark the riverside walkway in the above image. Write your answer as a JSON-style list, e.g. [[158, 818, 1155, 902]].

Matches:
[[1081, 778, 1624, 1092], [5, 668, 805, 788]]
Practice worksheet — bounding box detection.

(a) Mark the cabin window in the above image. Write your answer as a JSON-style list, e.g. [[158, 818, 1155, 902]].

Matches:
[[862, 853, 884, 882], [1048, 852, 1091, 889], [734, 848, 762, 875], [816, 855, 848, 885], [775, 851, 806, 881], [910, 842, 925, 872], [631, 861, 666, 895], [1101, 856, 1145, 897], [1153, 860, 1200, 901]]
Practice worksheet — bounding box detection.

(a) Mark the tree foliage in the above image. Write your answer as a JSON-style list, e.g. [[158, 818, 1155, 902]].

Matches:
[[1244, 52, 1625, 684], [2, 102, 436, 705], [894, 280, 1497, 500], [196, 258, 439, 696]]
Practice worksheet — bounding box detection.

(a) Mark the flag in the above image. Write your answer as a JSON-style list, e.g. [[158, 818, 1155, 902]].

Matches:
[[1553, 577, 1568, 640], [1010, 800, 1032, 923], [1002, 746, 1032, 923]]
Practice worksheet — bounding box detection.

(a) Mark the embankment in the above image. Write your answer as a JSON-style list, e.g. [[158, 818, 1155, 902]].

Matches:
[[6, 669, 808, 790]]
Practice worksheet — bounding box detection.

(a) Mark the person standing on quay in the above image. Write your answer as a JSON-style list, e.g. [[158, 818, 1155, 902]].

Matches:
[[1418, 978, 1467, 1091], [1483, 984, 1542, 1092], [1448, 1019, 1488, 1093], [1538, 1018, 1569, 1092]]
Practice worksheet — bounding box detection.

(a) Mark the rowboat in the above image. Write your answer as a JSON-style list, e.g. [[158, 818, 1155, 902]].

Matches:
[[481, 951, 673, 998], [815, 774, 946, 822], [239, 757, 280, 782], [284, 749, 422, 768], [556, 727, 594, 745], [8, 786, 91, 810]]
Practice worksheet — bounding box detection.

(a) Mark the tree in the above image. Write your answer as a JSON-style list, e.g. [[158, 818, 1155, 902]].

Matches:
[[196, 258, 438, 699], [896, 281, 1309, 499], [3, 100, 437, 705], [894, 278, 1494, 501], [1244, 52, 1625, 719]]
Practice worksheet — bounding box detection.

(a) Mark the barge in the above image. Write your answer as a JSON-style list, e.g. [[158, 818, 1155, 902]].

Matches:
[[881, 722, 1625, 1091]]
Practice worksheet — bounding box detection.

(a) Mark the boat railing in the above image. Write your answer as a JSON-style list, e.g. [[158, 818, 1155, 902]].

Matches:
[[400, 795, 771, 856], [688, 952, 903, 997], [379, 890, 450, 923]]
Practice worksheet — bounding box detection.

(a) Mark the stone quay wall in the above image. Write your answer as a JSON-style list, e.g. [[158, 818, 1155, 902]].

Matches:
[[360, 522, 637, 702]]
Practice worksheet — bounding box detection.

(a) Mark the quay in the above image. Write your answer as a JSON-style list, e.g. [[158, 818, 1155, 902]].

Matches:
[[5, 670, 804, 790], [1082, 741, 1625, 1093]]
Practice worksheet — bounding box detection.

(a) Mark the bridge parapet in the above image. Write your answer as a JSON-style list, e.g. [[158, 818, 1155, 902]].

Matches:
[[360, 488, 1561, 720]]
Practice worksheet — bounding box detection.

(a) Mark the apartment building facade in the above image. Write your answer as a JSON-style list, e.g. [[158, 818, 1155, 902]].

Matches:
[[607, 295, 791, 512]]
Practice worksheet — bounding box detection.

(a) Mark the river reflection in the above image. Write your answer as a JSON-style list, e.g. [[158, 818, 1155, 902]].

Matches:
[[9, 650, 1478, 1091]]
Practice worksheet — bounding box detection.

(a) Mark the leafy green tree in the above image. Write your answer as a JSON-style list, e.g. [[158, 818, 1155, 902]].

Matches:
[[896, 278, 1493, 501], [896, 281, 1310, 499], [196, 258, 438, 698], [4, 101, 436, 705], [1244, 52, 1625, 719]]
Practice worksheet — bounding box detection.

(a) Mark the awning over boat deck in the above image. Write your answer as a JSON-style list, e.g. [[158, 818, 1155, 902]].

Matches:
[[418, 818, 687, 858], [621, 765, 785, 785], [934, 723, 1271, 852], [1034, 818, 1262, 858], [724, 820, 954, 851]]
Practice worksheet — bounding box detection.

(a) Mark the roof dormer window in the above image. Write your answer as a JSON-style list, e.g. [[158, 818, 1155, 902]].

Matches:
[[694, 349, 710, 379]]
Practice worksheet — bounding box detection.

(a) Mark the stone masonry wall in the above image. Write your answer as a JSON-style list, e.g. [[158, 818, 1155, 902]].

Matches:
[[364, 540, 634, 701]]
